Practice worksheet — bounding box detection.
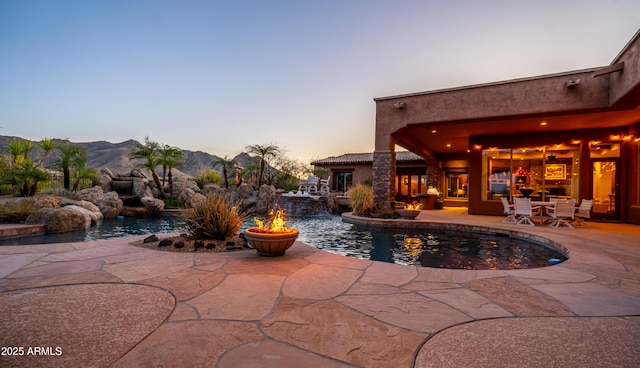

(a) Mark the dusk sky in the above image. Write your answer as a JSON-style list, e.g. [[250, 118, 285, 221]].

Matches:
[[1, 0, 639, 164]]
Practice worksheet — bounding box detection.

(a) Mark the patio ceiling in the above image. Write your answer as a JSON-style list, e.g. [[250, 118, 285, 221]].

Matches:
[[393, 105, 640, 158]]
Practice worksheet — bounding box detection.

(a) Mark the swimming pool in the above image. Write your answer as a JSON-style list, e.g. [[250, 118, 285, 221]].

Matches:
[[1, 215, 566, 269]]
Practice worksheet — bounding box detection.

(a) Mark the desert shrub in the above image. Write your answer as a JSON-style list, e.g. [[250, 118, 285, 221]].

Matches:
[[0, 200, 38, 223], [195, 169, 222, 188], [347, 183, 374, 216], [185, 194, 245, 240]]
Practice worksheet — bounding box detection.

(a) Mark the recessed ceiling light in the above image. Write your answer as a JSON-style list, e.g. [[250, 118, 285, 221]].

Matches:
[[446, 143, 451, 148], [540, 121, 548, 126], [432, 129, 437, 133]]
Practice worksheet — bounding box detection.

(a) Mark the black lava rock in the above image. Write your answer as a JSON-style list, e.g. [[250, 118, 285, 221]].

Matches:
[[158, 239, 173, 247], [144, 235, 159, 243]]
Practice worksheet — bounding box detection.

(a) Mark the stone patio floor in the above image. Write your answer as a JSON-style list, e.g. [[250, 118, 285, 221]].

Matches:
[[1, 208, 639, 367]]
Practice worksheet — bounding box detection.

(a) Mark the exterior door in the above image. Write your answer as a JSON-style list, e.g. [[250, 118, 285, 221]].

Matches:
[[335, 172, 352, 193], [591, 160, 619, 220]]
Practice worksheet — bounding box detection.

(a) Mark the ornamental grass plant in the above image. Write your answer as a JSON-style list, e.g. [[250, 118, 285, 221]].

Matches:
[[347, 183, 374, 216], [185, 193, 246, 240]]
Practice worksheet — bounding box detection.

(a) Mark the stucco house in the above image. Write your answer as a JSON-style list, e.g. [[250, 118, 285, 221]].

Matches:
[[369, 29, 640, 224]]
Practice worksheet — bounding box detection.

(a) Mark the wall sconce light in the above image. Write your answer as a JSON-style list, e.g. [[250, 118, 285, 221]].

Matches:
[[565, 79, 581, 89], [393, 102, 406, 109]]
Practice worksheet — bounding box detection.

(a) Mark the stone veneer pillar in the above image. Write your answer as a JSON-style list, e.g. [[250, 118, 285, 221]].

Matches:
[[372, 150, 396, 210], [426, 163, 441, 192]]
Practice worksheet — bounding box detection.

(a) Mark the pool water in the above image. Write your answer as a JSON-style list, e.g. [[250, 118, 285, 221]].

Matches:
[[288, 217, 566, 270], [1, 215, 566, 270]]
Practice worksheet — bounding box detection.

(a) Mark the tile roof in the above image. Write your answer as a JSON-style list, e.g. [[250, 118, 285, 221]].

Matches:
[[311, 151, 425, 166]]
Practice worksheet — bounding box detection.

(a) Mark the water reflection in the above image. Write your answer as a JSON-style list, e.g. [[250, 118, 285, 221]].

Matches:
[[336, 224, 566, 270]]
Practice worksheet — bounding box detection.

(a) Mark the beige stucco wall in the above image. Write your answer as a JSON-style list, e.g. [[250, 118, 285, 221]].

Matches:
[[374, 69, 611, 151], [609, 30, 640, 107]]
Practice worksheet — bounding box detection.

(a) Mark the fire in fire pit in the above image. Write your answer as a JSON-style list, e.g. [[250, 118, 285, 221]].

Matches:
[[244, 207, 299, 256], [252, 208, 296, 233]]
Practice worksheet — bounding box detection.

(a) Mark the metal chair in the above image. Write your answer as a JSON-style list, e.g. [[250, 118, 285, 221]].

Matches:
[[307, 175, 319, 194], [573, 199, 594, 227], [546, 199, 576, 228], [298, 178, 308, 193], [514, 197, 541, 226], [319, 177, 331, 194], [500, 197, 516, 223]]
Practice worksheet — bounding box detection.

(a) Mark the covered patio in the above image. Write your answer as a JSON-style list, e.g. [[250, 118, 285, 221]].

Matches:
[[372, 29, 640, 224]]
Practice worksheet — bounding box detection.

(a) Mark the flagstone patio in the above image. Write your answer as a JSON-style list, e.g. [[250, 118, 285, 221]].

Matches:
[[1, 209, 639, 367]]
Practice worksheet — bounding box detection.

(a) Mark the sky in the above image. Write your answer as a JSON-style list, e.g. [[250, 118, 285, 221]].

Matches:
[[1, 0, 639, 164]]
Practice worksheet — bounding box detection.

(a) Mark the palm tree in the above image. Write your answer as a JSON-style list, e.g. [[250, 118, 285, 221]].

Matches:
[[36, 138, 56, 165], [212, 155, 237, 189], [159, 144, 185, 194], [3, 139, 53, 196], [129, 137, 164, 198], [240, 162, 260, 188], [6, 139, 33, 165], [72, 165, 99, 192], [54, 141, 85, 191], [3, 159, 49, 196], [245, 143, 281, 187], [161, 146, 184, 196]]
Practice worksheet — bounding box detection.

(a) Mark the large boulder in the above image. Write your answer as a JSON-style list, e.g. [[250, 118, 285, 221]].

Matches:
[[255, 185, 276, 214], [172, 175, 200, 199], [98, 191, 123, 218], [188, 193, 207, 208], [67, 200, 104, 224], [237, 184, 255, 200], [98, 173, 113, 193], [141, 196, 165, 215], [120, 206, 151, 217], [132, 177, 152, 198], [74, 186, 105, 205], [25, 207, 90, 233], [223, 190, 240, 206], [64, 205, 102, 225]]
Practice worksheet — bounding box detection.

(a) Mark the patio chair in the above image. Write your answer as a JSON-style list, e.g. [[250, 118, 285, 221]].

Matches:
[[573, 199, 594, 227], [514, 197, 541, 226], [307, 175, 319, 194], [298, 178, 308, 193], [319, 177, 331, 194], [500, 197, 516, 223], [546, 199, 576, 229]]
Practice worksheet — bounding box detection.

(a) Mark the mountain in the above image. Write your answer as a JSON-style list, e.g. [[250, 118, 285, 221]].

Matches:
[[0, 135, 257, 177]]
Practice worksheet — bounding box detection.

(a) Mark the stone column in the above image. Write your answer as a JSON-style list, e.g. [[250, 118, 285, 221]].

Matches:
[[426, 163, 441, 192], [372, 150, 396, 210]]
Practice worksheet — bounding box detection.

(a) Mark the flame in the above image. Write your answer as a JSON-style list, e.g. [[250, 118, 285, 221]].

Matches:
[[253, 207, 295, 233], [405, 202, 422, 210]]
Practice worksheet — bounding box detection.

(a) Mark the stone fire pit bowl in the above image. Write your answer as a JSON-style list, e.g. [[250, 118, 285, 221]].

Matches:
[[243, 228, 299, 257], [398, 209, 420, 219]]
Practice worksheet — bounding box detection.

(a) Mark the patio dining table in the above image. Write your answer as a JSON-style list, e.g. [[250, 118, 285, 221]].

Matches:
[[512, 200, 554, 224], [531, 201, 555, 223]]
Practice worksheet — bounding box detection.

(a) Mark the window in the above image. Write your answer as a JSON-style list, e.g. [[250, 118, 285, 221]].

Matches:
[[484, 149, 511, 200], [483, 146, 578, 201]]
